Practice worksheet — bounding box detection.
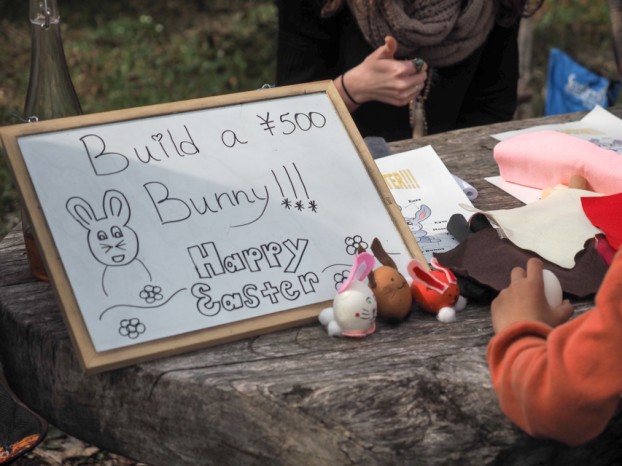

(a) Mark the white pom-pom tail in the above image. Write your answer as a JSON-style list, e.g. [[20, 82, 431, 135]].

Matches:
[[319, 307, 334, 326], [455, 296, 467, 311], [437, 307, 456, 323]]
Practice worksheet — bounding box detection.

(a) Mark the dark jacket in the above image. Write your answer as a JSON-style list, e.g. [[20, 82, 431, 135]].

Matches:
[[276, 0, 520, 141]]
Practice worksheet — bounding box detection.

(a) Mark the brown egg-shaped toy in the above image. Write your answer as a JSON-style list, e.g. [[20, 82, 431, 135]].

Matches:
[[366, 237, 413, 323], [370, 265, 413, 322]]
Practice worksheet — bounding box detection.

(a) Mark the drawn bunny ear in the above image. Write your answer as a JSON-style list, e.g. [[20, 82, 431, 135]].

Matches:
[[406, 259, 449, 294], [66, 197, 97, 230], [102, 190, 131, 225], [415, 205, 432, 222], [430, 257, 457, 285], [338, 251, 376, 293]]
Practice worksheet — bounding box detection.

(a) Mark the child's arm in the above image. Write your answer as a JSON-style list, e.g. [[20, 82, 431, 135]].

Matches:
[[487, 255, 622, 445]]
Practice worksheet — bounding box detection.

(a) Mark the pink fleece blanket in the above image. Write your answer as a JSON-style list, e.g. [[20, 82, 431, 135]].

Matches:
[[493, 130, 622, 195]]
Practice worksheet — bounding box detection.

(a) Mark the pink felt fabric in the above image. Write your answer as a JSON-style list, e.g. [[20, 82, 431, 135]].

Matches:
[[494, 131, 622, 195]]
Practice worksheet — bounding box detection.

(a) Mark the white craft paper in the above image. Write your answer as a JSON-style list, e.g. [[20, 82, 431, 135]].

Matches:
[[375, 146, 474, 262]]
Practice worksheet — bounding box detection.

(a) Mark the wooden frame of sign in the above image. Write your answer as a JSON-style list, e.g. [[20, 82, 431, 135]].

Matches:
[[0, 81, 426, 374]]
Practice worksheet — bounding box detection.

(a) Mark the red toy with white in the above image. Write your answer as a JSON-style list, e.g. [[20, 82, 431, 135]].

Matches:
[[407, 258, 467, 323]]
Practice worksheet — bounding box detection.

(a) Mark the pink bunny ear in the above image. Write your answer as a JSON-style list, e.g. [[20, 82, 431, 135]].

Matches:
[[338, 252, 376, 293], [406, 259, 449, 294], [430, 257, 457, 285]]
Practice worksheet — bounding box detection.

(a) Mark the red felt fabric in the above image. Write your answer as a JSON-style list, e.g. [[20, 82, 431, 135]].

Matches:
[[581, 193, 622, 250]]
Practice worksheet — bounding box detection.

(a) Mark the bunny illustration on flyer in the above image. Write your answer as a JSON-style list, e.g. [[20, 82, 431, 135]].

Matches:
[[402, 202, 440, 244]]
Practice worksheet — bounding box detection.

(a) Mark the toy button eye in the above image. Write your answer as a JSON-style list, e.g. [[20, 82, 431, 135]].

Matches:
[[366, 298, 372, 304]]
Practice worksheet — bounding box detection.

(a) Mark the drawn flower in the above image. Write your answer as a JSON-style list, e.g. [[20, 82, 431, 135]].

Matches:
[[333, 270, 350, 290], [345, 235, 368, 255], [139, 284, 163, 304], [281, 198, 292, 209], [119, 318, 146, 339], [295, 200, 305, 211]]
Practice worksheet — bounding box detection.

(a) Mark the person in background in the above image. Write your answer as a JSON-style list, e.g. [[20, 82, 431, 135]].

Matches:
[[276, 0, 543, 142], [488, 253, 622, 445]]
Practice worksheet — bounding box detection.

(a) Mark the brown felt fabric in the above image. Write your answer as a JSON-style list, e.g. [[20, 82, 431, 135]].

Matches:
[[435, 227, 608, 298]]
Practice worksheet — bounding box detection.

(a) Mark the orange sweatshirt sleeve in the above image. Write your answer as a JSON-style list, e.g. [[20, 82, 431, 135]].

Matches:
[[487, 251, 622, 446]]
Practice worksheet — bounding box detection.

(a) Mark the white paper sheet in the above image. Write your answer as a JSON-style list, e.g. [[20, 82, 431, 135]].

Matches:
[[376, 146, 474, 263], [485, 176, 542, 204], [492, 106, 622, 155]]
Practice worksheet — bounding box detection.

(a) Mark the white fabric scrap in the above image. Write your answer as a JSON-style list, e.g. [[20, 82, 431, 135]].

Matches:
[[461, 188, 603, 269]]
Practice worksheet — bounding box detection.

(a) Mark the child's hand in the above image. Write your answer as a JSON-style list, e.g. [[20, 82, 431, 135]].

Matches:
[[491, 258, 574, 334]]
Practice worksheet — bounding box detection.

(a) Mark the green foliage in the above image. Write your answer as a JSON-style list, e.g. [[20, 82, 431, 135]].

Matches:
[[537, 0, 610, 26], [0, 157, 19, 234], [65, 4, 276, 113], [524, 0, 618, 116], [535, 0, 613, 60]]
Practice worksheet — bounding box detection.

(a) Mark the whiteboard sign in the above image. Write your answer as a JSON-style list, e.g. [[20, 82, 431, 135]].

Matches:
[[0, 82, 423, 373]]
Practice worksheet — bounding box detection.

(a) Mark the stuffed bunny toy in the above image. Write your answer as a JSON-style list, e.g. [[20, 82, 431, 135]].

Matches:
[[319, 251, 377, 337], [407, 257, 466, 323]]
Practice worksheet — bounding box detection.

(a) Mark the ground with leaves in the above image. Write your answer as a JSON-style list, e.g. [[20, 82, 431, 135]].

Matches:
[[11, 426, 146, 465]]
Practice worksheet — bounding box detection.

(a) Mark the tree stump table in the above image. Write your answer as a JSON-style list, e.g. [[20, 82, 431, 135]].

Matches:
[[1, 109, 621, 465]]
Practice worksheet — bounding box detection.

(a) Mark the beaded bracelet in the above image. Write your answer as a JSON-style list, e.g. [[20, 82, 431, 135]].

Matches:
[[340, 73, 360, 106], [410, 73, 432, 138]]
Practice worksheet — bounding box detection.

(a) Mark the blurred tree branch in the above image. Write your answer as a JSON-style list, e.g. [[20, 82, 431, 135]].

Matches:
[[610, 0, 622, 78]]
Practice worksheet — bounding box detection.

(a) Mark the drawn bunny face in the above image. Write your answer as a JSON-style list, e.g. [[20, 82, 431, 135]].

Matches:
[[66, 190, 139, 267]]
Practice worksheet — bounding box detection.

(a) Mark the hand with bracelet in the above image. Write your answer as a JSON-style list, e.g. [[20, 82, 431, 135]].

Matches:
[[335, 35, 429, 112], [277, 0, 534, 141]]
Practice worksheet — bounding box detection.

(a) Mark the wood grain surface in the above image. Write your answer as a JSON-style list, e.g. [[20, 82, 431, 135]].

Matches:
[[1, 108, 621, 466]]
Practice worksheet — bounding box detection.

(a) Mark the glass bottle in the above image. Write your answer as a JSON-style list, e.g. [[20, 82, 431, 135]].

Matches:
[[23, 0, 83, 281]]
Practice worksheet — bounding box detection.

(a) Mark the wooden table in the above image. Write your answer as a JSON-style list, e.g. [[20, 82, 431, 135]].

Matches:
[[1, 108, 621, 466]]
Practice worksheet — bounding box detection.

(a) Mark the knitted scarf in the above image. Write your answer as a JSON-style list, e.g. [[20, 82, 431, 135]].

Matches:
[[322, 0, 497, 67]]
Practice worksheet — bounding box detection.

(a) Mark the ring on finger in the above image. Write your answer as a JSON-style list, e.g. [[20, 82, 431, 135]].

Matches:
[[412, 57, 425, 73]]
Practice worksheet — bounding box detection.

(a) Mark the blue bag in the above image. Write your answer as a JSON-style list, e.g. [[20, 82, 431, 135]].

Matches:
[[545, 48, 620, 116]]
